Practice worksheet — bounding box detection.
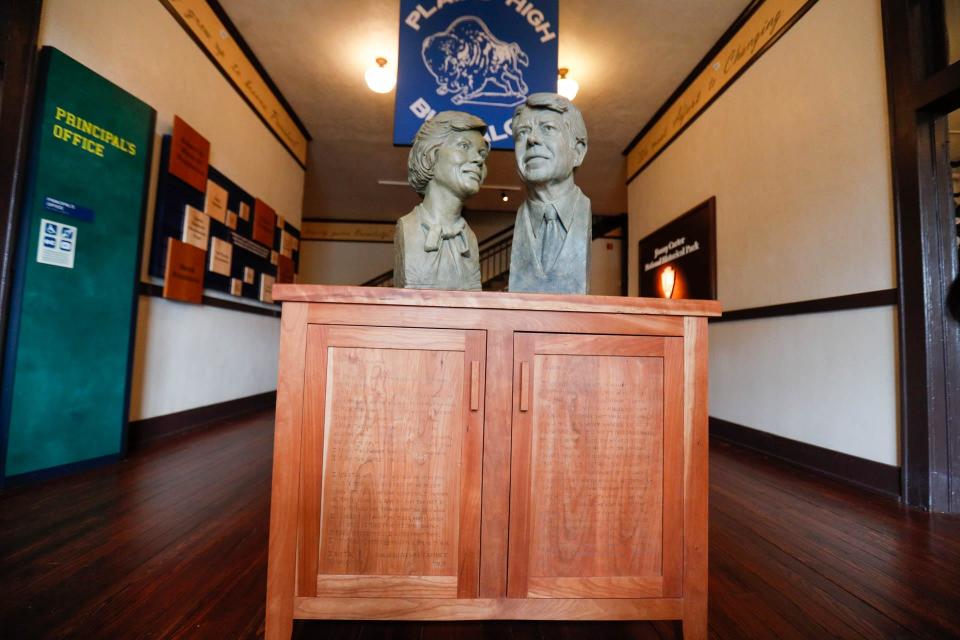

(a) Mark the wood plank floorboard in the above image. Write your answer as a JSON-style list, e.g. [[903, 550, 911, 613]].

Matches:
[[1, 411, 959, 639]]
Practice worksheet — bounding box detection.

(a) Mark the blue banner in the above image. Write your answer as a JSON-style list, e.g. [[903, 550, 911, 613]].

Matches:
[[395, 0, 559, 150]]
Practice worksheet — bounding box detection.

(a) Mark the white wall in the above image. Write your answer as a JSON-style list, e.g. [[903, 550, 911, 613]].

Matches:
[[39, 0, 306, 419], [627, 0, 899, 464]]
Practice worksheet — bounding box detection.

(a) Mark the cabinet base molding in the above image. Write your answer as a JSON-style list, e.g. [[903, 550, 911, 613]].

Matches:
[[293, 597, 684, 621]]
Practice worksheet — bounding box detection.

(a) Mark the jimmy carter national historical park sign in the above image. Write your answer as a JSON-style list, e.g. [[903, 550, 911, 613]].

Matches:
[[395, 0, 559, 150], [638, 198, 717, 301]]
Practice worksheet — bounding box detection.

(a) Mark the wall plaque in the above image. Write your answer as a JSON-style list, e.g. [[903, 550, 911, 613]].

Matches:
[[638, 197, 717, 300], [163, 238, 205, 304], [181, 204, 210, 250], [204, 179, 228, 224], [169, 115, 209, 192], [208, 236, 233, 276], [253, 198, 277, 247], [276, 254, 294, 284]]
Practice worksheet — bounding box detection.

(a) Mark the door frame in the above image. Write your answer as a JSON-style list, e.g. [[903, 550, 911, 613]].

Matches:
[[882, 0, 960, 512], [0, 0, 43, 381]]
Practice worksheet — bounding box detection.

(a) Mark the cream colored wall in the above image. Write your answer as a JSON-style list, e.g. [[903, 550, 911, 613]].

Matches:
[[591, 238, 623, 296], [627, 0, 899, 464], [299, 241, 394, 285], [39, 0, 306, 419]]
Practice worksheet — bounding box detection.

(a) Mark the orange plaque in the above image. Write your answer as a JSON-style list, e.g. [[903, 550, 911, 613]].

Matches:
[[168, 116, 210, 192], [276, 254, 294, 284], [162, 238, 205, 304], [253, 198, 276, 247]]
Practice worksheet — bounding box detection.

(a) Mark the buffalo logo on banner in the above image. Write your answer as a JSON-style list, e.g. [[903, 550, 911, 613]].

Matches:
[[396, 0, 559, 150]]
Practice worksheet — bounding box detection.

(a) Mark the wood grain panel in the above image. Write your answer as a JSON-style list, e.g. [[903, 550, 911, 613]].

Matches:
[[532, 334, 665, 357], [317, 344, 464, 577], [296, 325, 328, 597], [315, 575, 457, 598], [293, 597, 684, 621], [308, 304, 686, 336], [265, 302, 308, 640], [527, 576, 665, 599], [324, 325, 466, 351], [662, 337, 685, 597], [682, 317, 709, 640], [457, 331, 486, 598], [478, 330, 513, 598], [528, 352, 664, 580], [507, 334, 536, 598], [470, 360, 480, 411], [275, 284, 721, 317]]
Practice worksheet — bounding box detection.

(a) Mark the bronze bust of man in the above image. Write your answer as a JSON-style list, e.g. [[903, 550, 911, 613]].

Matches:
[[395, 111, 490, 291], [508, 93, 591, 294]]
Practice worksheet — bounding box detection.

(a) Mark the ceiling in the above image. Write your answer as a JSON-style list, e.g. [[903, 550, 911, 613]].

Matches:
[[218, 0, 752, 220]]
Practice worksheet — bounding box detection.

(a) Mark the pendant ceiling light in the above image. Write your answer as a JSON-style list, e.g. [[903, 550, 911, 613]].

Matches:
[[557, 67, 579, 101], [365, 57, 396, 94]]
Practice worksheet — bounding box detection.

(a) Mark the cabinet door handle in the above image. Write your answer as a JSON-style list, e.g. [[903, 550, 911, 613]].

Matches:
[[520, 361, 530, 412], [470, 360, 480, 411]]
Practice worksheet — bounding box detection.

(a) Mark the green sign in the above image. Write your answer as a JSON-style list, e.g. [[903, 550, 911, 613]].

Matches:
[[1, 48, 156, 481]]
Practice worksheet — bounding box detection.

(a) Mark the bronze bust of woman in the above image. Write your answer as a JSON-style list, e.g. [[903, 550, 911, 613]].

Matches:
[[394, 111, 489, 291]]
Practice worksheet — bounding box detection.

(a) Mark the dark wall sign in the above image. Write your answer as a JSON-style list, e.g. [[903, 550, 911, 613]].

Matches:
[[1, 48, 156, 481], [395, 0, 558, 150], [638, 197, 717, 300]]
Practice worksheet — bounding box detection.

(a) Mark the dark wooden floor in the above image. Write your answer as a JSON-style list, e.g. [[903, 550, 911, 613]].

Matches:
[[2, 410, 959, 639]]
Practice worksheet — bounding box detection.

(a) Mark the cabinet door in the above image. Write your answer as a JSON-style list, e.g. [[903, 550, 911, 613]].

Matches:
[[507, 333, 683, 599], [297, 325, 485, 599]]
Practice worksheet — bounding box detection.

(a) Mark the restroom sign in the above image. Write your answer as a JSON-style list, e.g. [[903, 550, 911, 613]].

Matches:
[[36, 218, 78, 269], [395, 0, 559, 150]]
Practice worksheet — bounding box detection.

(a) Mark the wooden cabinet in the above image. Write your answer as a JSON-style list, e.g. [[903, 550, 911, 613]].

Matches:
[[266, 285, 720, 640]]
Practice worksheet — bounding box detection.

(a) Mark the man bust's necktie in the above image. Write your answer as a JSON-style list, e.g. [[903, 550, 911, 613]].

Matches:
[[508, 93, 592, 295]]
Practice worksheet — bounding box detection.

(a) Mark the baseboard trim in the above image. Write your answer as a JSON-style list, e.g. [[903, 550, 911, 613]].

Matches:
[[2, 453, 122, 489], [710, 416, 901, 498], [128, 390, 276, 450]]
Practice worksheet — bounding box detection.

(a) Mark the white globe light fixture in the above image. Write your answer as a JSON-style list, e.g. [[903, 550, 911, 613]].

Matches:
[[557, 67, 579, 101], [365, 57, 396, 94]]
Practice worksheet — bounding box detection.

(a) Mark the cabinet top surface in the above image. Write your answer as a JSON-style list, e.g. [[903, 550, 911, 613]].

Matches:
[[272, 284, 721, 317]]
